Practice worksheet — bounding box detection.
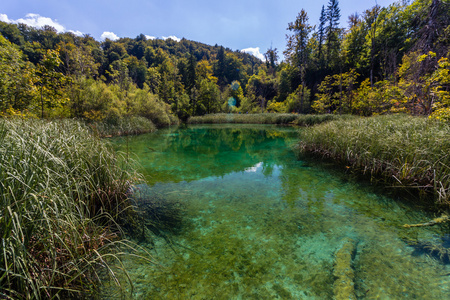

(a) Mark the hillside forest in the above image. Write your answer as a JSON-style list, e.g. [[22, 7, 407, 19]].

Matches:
[[0, 0, 449, 125]]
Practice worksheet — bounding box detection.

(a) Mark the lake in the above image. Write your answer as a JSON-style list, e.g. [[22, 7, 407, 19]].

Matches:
[[110, 124, 450, 299]]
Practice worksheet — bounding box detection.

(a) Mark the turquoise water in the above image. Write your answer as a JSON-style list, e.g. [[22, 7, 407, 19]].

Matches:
[[110, 124, 450, 299]]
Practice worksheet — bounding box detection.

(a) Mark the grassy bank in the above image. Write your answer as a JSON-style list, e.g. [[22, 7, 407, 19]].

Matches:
[[296, 115, 450, 205], [0, 119, 143, 299], [188, 113, 354, 125]]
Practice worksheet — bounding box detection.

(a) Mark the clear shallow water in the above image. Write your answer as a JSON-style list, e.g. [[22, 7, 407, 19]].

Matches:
[[110, 124, 450, 299]]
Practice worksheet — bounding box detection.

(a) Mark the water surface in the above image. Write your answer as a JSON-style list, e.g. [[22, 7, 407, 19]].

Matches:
[[111, 124, 450, 299]]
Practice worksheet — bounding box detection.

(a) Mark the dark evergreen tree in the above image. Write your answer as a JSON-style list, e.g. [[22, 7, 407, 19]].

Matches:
[[214, 46, 227, 87], [325, 0, 341, 67], [317, 5, 326, 65]]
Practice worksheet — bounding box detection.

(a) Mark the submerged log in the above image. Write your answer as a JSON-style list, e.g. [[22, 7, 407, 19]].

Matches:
[[403, 215, 450, 228], [333, 238, 357, 300]]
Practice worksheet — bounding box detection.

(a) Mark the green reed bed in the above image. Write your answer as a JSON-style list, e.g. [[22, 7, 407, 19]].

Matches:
[[296, 114, 450, 205], [188, 113, 354, 126], [291, 114, 357, 126], [188, 113, 297, 124], [0, 119, 145, 299], [88, 116, 157, 137]]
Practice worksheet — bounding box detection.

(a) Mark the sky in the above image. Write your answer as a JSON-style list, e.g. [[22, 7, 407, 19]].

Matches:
[[1, 0, 398, 61]]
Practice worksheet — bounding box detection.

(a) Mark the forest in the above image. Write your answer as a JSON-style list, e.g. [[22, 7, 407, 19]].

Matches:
[[0, 0, 449, 125]]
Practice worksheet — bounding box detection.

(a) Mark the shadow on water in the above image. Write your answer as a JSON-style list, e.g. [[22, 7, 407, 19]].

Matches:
[[110, 124, 450, 299]]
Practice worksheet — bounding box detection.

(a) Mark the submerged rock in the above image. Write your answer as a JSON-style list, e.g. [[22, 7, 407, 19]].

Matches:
[[333, 238, 357, 300]]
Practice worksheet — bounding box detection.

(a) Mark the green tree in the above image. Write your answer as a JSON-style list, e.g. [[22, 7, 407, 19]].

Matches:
[[246, 71, 278, 112], [317, 5, 327, 66], [285, 84, 311, 113], [284, 9, 313, 113], [264, 46, 278, 75], [325, 0, 341, 69], [0, 34, 36, 115], [313, 69, 358, 114], [198, 78, 221, 114], [35, 49, 69, 118]]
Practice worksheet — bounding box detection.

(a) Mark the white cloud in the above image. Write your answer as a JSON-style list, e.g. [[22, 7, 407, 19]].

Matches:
[[145, 35, 156, 40], [68, 30, 84, 36], [241, 47, 264, 61], [16, 13, 66, 32], [0, 14, 12, 23], [0, 13, 85, 36], [162, 35, 181, 42], [101, 31, 120, 41]]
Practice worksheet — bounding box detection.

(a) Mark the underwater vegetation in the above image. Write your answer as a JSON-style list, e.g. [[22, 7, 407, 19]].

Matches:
[[129, 184, 186, 238], [405, 235, 450, 265], [333, 238, 357, 300]]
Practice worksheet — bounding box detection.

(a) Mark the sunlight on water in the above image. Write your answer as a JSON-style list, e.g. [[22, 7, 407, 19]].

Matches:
[[110, 124, 450, 299]]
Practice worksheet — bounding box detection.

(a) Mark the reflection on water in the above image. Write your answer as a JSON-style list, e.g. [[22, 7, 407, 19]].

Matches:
[[110, 124, 450, 299]]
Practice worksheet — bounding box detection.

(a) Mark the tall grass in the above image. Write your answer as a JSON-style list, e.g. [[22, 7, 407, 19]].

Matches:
[[291, 114, 357, 126], [0, 119, 144, 299], [296, 115, 450, 205], [188, 113, 354, 126], [88, 116, 157, 138]]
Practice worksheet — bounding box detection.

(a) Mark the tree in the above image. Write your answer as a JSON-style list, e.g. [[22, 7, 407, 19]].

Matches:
[[246, 71, 278, 112], [285, 9, 312, 68], [312, 69, 358, 114], [197, 78, 221, 114], [429, 56, 450, 121], [284, 84, 311, 113], [58, 41, 99, 78], [0, 34, 36, 115], [317, 5, 327, 66], [264, 46, 278, 75], [363, 5, 381, 86], [214, 46, 227, 86], [325, 0, 341, 68], [35, 49, 69, 118], [284, 9, 313, 113], [186, 52, 197, 93]]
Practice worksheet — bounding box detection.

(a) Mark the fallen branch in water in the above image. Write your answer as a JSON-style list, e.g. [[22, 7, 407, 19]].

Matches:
[[403, 215, 450, 228]]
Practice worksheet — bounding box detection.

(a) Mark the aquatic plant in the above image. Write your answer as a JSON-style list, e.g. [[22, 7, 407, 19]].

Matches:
[[406, 238, 450, 264], [129, 184, 186, 238], [0, 119, 146, 299], [296, 114, 450, 205], [333, 238, 357, 300]]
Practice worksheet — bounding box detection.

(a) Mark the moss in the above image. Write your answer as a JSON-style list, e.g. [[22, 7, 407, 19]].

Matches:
[[272, 283, 293, 299], [333, 238, 357, 300]]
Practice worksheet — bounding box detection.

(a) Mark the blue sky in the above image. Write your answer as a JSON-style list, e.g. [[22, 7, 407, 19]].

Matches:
[[1, 0, 398, 60]]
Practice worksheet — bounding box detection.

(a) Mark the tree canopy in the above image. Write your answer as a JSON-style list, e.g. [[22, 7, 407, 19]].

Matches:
[[0, 0, 449, 121]]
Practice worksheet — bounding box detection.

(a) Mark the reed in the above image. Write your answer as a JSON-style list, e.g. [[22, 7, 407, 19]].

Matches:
[[188, 113, 352, 125], [88, 116, 157, 137], [296, 114, 450, 205], [0, 119, 145, 299]]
